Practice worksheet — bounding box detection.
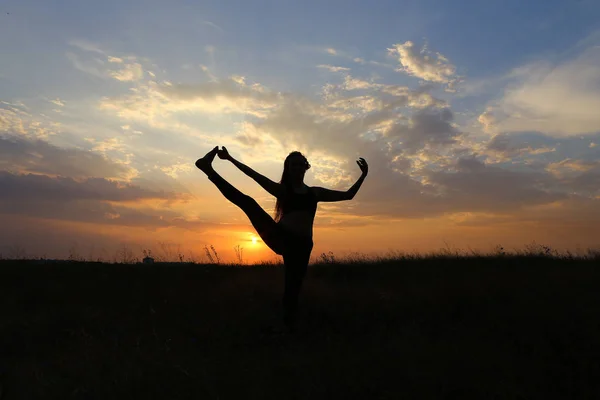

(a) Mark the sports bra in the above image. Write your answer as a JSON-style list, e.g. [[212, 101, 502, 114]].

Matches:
[[281, 186, 318, 217]]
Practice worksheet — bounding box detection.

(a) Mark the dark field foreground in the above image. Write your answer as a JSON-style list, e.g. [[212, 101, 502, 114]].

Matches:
[[1, 256, 600, 399]]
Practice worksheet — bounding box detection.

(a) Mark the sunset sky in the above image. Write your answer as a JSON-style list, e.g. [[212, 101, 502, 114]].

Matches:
[[1, 0, 599, 263]]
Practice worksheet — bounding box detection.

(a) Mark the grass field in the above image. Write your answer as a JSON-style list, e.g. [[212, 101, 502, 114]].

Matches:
[[1, 253, 600, 399]]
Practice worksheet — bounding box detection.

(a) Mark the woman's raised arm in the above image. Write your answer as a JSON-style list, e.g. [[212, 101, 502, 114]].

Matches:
[[313, 157, 368, 202], [218, 146, 285, 198]]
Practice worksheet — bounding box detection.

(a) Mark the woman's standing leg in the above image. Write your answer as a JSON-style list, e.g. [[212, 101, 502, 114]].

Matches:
[[196, 148, 285, 255], [282, 239, 313, 331]]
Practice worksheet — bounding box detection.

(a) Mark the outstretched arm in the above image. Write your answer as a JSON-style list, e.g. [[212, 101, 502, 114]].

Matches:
[[313, 157, 368, 202], [219, 147, 284, 198]]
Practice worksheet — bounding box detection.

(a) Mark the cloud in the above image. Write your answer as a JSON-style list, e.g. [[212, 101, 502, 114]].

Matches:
[[109, 62, 144, 81], [342, 75, 378, 90], [388, 41, 457, 87], [567, 171, 600, 195], [49, 98, 65, 107], [314, 215, 374, 230], [0, 134, 131, 179], [66, 51, 106, 79], [200, 20, 224, 32], [0, 171, 201, 232], [483, 45, 600, 136], [547, 158, 600, 176], [159, 162, 194, 179], [0, 172, 173, 203], [233, 123, 265, 148], [68, 39, 105, 54], [84, 136, 128, 154], [0, 193, 192, 231], [546, 158, 600, 196], [353, 57, 394, 69], [317, 64, 351, 73], [0, 106, 28, 136], [158, 78, 278, 105], [424, 157, 565, 212], [67, 40, 151, 83], [385, 107, 461, 153], [485, 132, 557, 161], [525, 196, 600, 230], [478, 107, 496, 133], [326, 95, 383, 113], [100, 77, 282, 121]]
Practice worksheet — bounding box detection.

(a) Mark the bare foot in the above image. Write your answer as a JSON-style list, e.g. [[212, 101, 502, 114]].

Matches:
[[195, 146, 219, 173]]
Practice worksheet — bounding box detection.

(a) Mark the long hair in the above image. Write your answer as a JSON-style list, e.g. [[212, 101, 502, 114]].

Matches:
[[273, 151, 311, 222]]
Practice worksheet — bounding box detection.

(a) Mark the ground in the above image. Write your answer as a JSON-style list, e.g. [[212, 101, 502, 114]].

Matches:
[[1, 255, 599, 399]]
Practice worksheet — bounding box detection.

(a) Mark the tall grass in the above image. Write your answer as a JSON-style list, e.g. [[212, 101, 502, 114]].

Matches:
[[1, 242, 598, 265]]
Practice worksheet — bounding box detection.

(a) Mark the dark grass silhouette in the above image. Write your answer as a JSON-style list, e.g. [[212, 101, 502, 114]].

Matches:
[[1, 251, 600, 399]]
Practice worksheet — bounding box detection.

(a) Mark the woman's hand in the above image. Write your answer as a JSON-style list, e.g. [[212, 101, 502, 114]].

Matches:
[[357, 157, 368, 176], [217, 146, 232, 161]]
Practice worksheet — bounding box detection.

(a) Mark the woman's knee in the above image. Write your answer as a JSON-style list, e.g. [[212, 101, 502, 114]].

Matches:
[[237, 193, 254, 207]]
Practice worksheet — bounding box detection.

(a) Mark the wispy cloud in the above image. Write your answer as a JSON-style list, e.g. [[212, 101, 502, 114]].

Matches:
[[49, 98, 65, 107], [68, 39, 106, 54], [200, 20, 224, 32], [477, 40, 600, 136], [66, 51, 106, 79], [109, 62, 144, 82], [66, 39, 153, 83], [317, 64, 350, 73], [388, 41, 458, 89]]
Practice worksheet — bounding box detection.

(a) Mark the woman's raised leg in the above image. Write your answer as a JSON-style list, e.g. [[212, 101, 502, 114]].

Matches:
[[196, 148, 285, 255]]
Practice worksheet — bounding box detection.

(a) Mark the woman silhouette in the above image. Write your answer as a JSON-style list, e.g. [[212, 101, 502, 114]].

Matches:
[[195, 146, 368, 332]]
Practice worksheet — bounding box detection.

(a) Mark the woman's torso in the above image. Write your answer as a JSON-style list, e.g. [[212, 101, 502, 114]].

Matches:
[[277, 185, 317, 239]]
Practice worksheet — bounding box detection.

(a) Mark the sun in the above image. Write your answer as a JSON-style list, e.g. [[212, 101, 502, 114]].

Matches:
[[252, 236, 258, 245]]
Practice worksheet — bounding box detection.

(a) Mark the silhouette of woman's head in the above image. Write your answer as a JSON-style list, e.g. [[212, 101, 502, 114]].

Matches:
[[273, 151, 310, 222], [283, 151, 311, 180]]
